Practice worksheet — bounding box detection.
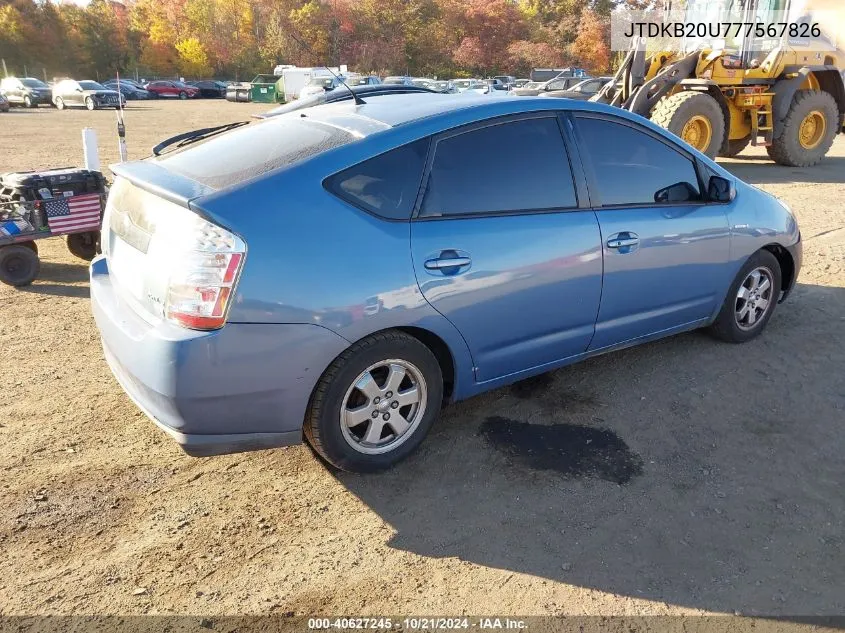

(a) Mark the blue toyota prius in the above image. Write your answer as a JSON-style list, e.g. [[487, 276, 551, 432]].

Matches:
[[90, 93, 801, 472]]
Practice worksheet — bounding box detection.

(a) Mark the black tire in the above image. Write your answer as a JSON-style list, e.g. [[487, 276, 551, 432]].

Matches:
[[66, 231, 99, 261], [651, 91, 725, 158], [709, 250, 782, 343], [179, 91, 187, 100], [304, 330, 443, 473], [767, 90, 838, 167], [0, 244, 40, 287], [719, 136, 751, 158], [55, 96, 65, 110], [85, 96, 95, 111]]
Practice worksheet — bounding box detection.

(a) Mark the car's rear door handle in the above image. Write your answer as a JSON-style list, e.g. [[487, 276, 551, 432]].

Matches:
[[606, 232, 639, 249], [424, 256, 471, 270]]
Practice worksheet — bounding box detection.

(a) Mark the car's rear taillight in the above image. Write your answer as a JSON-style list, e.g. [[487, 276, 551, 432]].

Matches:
[[162, 216, 246, 330], [166, 250, 244, 329]]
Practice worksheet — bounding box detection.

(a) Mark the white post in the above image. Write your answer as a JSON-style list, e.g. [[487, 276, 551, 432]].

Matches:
[[82, 128, 100, 172]]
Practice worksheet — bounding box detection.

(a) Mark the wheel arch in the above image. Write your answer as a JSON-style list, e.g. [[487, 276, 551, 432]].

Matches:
[[762, 243, 796, 298], [773, 66, 845, 138], [394, 326, 456, 402]]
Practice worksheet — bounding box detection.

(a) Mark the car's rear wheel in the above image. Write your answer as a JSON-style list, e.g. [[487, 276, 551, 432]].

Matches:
[[55, 97, 65, 110], [85, 96, 95, 111], [304, 331, 443, 472], [0, 244, 40, 287], [709, 250, 781, 343], [23, 95, 32, 108]]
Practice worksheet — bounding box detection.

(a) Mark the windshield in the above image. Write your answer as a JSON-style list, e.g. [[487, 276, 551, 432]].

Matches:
[[522, 82, 540, 89], [79, 81, 105, 90], [350, 77, 371, 85], [383, 77, 406, 85], [21, 78, 48, 89]]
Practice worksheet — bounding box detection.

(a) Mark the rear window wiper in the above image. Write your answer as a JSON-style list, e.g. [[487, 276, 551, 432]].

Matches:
[[152, 121, 251, 156]]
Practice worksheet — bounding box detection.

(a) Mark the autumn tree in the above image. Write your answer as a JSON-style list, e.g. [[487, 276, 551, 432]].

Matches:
[[572, 8, 610, 73]]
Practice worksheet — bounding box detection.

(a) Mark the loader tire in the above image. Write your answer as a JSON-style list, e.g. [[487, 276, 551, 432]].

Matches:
[[651, 91, 725, 158], [719, 136, 751, 158], [767, 90, 838, 167]]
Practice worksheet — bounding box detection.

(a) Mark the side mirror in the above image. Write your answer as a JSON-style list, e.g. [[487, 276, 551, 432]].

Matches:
[[707, 175, 735, 203], [654, 181, 699, 204]]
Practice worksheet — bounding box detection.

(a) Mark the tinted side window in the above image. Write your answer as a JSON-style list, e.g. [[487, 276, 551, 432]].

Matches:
[[326, 139, 429, 220], [420, 117, 577, 217], [576, 117, 701, 206]]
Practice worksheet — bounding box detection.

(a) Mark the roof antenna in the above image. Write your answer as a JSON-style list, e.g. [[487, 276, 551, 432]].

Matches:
[[323, 65, 366, 106]]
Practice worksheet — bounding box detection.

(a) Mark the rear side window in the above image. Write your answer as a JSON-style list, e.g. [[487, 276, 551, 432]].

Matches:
[[575, 117, 702, 206], [420, 117, 577, 217], [159, 118, 356, 190], [325, 139, 429, 220]]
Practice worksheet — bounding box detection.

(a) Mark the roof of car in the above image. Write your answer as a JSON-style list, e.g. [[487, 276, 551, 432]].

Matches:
[[298, 92, 632, 133]]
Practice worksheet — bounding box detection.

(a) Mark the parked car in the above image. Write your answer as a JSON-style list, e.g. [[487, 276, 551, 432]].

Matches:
[[0, 93, 9, 112], [432, 80, 458, 94], [103, 80, 151, 100], [540, 76, 614, 100], [299, 76, 354, 100], [349, 76, 382, 87], [258, 84, 438, 118], [486, 78, 509, 92], [144, 80, 199, 99], [0, 77, 52, 107], [91, 94, 801, 472], [411, 78, 438, 90], [511, 75, 587, 96], [52, 80, 124, 110], [493, 75, 516, 89], [382, 76, 415, 86], [187, 80, 228, 98], [452, 79, 489, 94], [513, 78, 531, 88]]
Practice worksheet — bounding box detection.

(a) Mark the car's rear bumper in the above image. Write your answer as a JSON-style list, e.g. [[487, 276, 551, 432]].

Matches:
[[90, 256, 350, 456]]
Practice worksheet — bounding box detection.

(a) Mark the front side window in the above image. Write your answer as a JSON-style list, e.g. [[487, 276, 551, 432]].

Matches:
[[326, 139, 429, 220], [420, 117, 577, 217], [575, 117, 702, 206]]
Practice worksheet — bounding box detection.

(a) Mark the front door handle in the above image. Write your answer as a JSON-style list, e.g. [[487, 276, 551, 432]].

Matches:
[[424, 256, 471, 270], [606, 232, 639, 249]]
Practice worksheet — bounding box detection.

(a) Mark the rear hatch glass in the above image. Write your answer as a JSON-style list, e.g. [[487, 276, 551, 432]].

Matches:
[[156, 117, 357, 190]]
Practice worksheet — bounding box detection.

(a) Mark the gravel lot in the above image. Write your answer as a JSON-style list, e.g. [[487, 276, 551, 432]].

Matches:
[[1, 100, 843, 618]]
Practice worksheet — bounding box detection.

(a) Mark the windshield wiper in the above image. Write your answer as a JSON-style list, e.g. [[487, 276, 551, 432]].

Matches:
[[152, 121, 250, 156]]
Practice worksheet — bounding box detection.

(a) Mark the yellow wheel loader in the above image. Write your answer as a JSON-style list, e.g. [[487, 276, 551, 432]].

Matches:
[[593, 0, 845, 166]]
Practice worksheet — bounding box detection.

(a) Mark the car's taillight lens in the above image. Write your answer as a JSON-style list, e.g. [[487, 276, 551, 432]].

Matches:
[[165, 251, 244, 329]]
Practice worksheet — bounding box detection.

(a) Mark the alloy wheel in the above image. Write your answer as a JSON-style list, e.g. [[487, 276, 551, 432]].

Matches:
[[735, 267, 774, 330], [340, 359, 427, 455]]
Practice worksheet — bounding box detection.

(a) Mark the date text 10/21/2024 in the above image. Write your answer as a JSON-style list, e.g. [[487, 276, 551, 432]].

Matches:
[[308, 618, 527, 630]]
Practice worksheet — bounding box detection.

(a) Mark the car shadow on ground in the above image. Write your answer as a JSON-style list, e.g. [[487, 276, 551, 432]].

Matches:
[[718, 156, 845, 185], [335, 282, 845, 617]]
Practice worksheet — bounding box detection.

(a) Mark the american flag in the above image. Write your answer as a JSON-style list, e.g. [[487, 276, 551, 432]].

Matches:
[[43, 194, 102, 235]]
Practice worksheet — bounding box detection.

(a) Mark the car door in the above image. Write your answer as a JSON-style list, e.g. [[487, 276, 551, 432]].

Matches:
[[570, 113, 731, 351], [410, 114, 603, 383]]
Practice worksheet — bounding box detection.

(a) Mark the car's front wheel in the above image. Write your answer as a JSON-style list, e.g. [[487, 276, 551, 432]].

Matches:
[[23, 95, 32, 108], [179, 91, 187, 100], [54, 97, 65, 110], [710, 250, 782, 343], [305, 331, 443, 472], [85, 96, 96, 111]]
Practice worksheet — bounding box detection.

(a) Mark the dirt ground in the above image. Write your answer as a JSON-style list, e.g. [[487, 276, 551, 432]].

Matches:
[[0, 100, 843, 619]]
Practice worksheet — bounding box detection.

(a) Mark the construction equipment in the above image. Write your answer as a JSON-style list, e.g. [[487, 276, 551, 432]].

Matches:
[[593, 0, 845, 166]]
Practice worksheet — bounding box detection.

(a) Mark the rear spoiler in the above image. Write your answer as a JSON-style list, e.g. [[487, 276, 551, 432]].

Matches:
[[110, 161, 215, 207]]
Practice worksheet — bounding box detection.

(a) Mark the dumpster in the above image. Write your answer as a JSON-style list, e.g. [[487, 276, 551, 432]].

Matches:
[[250, 75, 279, 103]]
